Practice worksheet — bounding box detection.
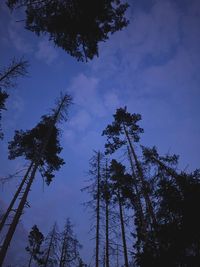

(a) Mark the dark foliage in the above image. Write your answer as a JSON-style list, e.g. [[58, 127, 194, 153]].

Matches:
[[7, 0, 129, 61], [8, 115, 65, 185], [102, 107, 143, 154], [134, 149, 200, 267], [0, 58, 28, 139], [0, 90, 8, 139], [26, 225, 44, 266]]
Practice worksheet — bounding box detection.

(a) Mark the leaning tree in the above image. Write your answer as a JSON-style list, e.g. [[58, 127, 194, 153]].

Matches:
[[102, 107, 157, 232], [0, 93, 72, 265]]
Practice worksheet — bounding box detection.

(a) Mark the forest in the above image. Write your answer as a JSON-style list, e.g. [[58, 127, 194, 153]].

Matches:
[[0, 0, 200, 266]]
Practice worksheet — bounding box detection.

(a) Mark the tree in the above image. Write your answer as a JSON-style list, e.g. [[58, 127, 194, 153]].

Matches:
[[42, 223, 60, 267], [26, 225, 44, 267], [108, 159, 131, 267], [100, 160, 111, 267], [0, 93, 72, 266], [7, 0, 129, 61], [82, 151, 105, 267], [0, 58, 28, 139], [102, 107, 157, 229], [59, 218, 82, 267], [133, 147, 200, 266]]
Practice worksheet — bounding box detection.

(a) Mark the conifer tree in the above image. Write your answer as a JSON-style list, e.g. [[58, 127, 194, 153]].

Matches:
[[59, 218, 81, 267], [109, 159, 131, 267], [26, 225, 44, 267], [42, 223, 60, 267], [102, 107, 157, 229], [0, 93, 72, 266], [82, 151, 104, 267], [7, 0, 129, 62]]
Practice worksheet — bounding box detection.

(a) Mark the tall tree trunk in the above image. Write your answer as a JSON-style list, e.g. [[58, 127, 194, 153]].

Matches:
[[105, 162, 110, 267], [28, 250, 34, 267], [118, 190, 129, 267], [59, 233, 67, 267], [123, 125, 157, 228], [95, 152, 101, 267], [0, 164, 37, 266], [0, 162, 33, 233], [44, 224, 56, 267], [127, 146, 147, 235]]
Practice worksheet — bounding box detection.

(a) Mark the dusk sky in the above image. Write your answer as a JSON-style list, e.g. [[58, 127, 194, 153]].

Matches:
[[0, 0, 200, 265]]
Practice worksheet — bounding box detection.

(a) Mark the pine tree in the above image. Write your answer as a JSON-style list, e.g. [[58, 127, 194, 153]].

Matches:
[[7, 0, 129, 61], [42, 223, 60, 267], [26, 225, 44, 267], [0, 93, 72, 266], [108, 159, 131, 267], [59, 218, 81, 267], [102, 107, 157, 229], [82, 151, 104, 267]]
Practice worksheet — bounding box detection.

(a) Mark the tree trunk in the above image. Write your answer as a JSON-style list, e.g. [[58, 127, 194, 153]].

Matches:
[[95, 152, 101, 267], [0, 162, 33, 233], [123, 125, 157, 228], [0, 164, 37, 266], [44, 224, 56, 267], [118, 190, 129, 267], [59, 233, 67, 267], [28, 251, 33, 267], [105, 162, 110, 267], [127, 146, 147, 235]]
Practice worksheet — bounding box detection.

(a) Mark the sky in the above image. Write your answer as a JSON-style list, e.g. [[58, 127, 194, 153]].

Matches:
[[0, 0, 200, 265]]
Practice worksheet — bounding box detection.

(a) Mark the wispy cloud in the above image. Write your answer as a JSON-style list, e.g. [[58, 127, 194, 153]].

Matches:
[[35, 39, 59, 64]]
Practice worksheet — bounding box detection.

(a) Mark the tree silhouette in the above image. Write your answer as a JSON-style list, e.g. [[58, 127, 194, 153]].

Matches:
[[0, 58, 28, 139], [26, 225, 44, 267], [108, 159, 132, 267], [7, 0, 129, 61], [42, 223, 60, 267], [59, 218, 82, 267], [0, 93, 72, 266], [102, 107, 157, 230], [133, 147, 200, 267]]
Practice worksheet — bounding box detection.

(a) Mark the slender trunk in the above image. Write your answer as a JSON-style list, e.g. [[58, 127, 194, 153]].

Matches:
[[59, 234, 67, 267], [28, 251, 33, 267], [0, 164, 37, 266], [44, 224, 56, 267], [118, 190, 129, 267], [127, 146, 147, 235], [0, 162, 33, 233], [105, 162, 109, 267], [123, 125, 157, 227], [95, 152, 101, 267]]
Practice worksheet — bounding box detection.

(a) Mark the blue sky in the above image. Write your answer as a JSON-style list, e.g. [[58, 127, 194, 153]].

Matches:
[[0, 0, 200, 264]]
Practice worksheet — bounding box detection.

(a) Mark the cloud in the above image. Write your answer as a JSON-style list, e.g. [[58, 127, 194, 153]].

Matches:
[[69, 73, 106, 117], [35, 39, 59, 64], [69, 110, 92, 132]]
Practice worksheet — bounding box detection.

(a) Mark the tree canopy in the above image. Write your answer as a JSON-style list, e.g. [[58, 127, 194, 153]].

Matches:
[[7, 0, 129, 61]]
